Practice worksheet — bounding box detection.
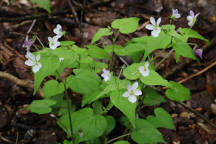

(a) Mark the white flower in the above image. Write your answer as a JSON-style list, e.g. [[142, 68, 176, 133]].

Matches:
[[145, 17, 161, 37], [122, 82, 142, 103], [48, 36, 60, 50], [171, 9, 181, 19], [187, 10, 200, 27], [25, 52, 42, 73], [101, 69, 111, 82], [53, 24, 63, 38], [138, 62, 150, 77], [59, 57, 64, 62]]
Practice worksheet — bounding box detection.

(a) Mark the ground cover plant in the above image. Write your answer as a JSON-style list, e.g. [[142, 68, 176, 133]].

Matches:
[[22, 6, 209, 144]]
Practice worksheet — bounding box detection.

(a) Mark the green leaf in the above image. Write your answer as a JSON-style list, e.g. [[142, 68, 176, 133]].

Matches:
[[119, 116, 130, 127], [110, 90, 136, 127], [115, 43, 145, 62], [58, 108, 107, 142], [82, 78, 130, 106], [91, 28, 113, 43], [104, 45, 124, 53], [51, 46, 79, 72], [115, 43, 145, 56], [165, 81, 191, 102], [111, 17, 140, 34], [123, 63, 142, 80], [42, 80, 64, 98], [31, 0, 51, 13], [146, 107, 175, 130], [33, 52, 60, 94], [105, 115, 116, 135], [60, 41, 75, 46], [29, 99, 56, 114], [172, 38, 197, 62], [63, 140, 73, 144], [178, 28, 209, 43], [131, 119, 165, 144], [161, 24, 184, 41], [140, 71, 170, 87], [142, 88, 166, 106], [66, 69, 101, 94], [92, 101, 104, 114], [113, 141, 130, 144], [86, 45, 111, 61], [131, 31, 171, 59]]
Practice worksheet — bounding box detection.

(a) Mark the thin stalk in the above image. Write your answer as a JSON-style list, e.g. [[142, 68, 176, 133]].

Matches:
[[63, 78, 73, 139], [155, 49, 174, 69], [34, 35, 45, 48], [107, 133, 131, 144]]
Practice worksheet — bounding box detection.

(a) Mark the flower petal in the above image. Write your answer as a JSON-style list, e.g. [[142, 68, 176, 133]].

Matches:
[[131, 82, 138, 90], [134, 89, 142, 96], [145, 62, 149, 68], [48, 37, 52, 42], [156, 17, 161, 26], [25, 52, 35, 59], [128, 96, 137, 103], [140, 69, 150, 77], [145, 24, 154, 30], [187, 16, 193, 21], [25, 59, 34, 66], [151, 28, 161, 37], [150, 17, 156, 25], [122, 91, 130, 98], [189, 10, 194, 17], [36, 54, 40, 61], [32, 63, 42, 73]]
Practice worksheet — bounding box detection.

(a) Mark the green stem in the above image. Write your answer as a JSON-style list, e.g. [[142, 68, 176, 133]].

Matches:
[[107, 133, 131, 144], [34, 35, 45, 48], [63, 78, 74, 140], [155, 49, 174, 69]]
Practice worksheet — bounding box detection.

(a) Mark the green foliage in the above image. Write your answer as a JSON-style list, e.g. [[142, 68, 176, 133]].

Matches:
[[29, 99, 56, 114], [178, 28, 209, 43], [165, 81, 191, 102], [66, 69, 101, 94], [110, 90, 136, 127], [113, 141, 130, 144], [27, 16, 209, 144], [172, 37, 197, 62], [58, 108, 107, 142], [91, 28, 113, 43], [131, 119, 165, 144], [111, 17, 140, 34], [42, 80, 64, 98], [142, 88, 166, 106], [131, 31, 171, 60], [146, 107, 175, 130], [31, 0, 50, 13], [140, 71, 170, 87], [86, 45, 111, 61], [104, 115, 116, 135], [33, 52, 60, 94]]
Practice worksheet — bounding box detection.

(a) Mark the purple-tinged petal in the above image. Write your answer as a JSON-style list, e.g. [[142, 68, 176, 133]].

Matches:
[[194, 49, 203, 59]]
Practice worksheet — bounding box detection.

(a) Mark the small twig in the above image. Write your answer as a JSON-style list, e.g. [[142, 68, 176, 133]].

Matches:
[[67, 0, 84, 44], [0, 71, 43, 97], [177, 102, 216, 129], [107, 133, 130, 144], [27, 19, 36, 34], [0, 133, 14, 144], [0, 9, 70, 22], [118, 56, 129, 66], [178, 60, 216, 84]]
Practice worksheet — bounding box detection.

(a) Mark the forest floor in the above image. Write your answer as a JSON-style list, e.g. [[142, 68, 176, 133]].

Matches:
[[0, 0, 216, 144]]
